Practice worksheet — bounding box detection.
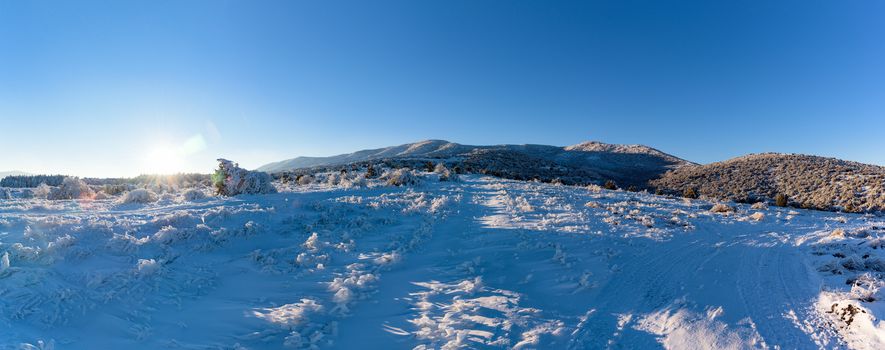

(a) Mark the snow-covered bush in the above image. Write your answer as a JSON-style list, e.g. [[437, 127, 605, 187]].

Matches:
[[434, 163, 459, 182], [586, 184, 604, 193], [47, 177, 95, 200], [297, 174, 315, 185], [326, 172, 344, 186], [119, 189, 158, 204], [384, 168, 421, 186], [212, 159, 276, 196], [182, 188, 208, 201], [0, 189, 10, 200], [709, 203, 733, 213], [33, 184, 51, 198], [750, 202, 768, 210]]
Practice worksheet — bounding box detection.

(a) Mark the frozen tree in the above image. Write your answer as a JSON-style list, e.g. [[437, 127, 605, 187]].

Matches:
[[212, 159, 276, 196]]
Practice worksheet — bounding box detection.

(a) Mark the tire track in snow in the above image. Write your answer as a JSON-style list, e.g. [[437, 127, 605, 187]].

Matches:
[[567, 235, 711, 349], [735, 235, 820, 348]]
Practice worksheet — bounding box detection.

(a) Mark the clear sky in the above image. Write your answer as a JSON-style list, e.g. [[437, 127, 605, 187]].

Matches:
[[1, 0, 884, 177]]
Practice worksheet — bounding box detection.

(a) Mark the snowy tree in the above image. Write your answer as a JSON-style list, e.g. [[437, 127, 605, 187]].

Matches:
[[212, 159, 276, 196]]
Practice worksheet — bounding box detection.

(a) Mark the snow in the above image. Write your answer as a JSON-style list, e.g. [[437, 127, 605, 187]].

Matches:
[[1, 174, 885, 348]]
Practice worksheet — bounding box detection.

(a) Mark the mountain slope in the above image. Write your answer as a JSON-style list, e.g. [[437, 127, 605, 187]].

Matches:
[[258, 140, 693, 187], [651, 153, 885, 212]]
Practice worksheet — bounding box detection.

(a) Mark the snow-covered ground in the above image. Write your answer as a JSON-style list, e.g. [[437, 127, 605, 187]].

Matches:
[[1, 175, 884, 349]]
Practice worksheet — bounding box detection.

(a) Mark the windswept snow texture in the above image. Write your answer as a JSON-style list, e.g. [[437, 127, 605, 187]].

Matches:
[[1, 176, 884, 349]]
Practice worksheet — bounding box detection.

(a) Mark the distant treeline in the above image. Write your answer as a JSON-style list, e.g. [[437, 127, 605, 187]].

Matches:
[[86, 173, 212, 188], [1, 173, 211, 189], [0, 175, 66, 188]]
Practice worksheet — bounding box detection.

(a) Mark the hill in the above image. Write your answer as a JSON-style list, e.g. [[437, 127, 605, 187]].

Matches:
[[0, 170, 29, 180], [258, 139, 693, 188], [651, 153, 885, 212]]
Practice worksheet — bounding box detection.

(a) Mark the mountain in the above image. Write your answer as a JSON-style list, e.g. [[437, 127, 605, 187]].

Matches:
[[0, 170, 29, 180], [258, 140, 693, 187], [651, 153, 885, 212]]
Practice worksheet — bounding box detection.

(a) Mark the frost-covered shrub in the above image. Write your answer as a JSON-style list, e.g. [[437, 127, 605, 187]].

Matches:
[[434, 163, 459, 182], [119, 189, 159, 204], [33, 183, 51, 198], [47, 177, 95, 200], [603, 180, 618, 190], [325, 172, 344, 186], [212, 159, 276, 196], [0, 189, 10, 200], [182, 188, 208, 201], [586, 184, 603, 193], [709, 203, 733, 213], [101, 184, 130, 196], [751, 202, 768, 210], [365, 164, 378, 178], [340, 174, 366, 189], [830, 228, 846, 239], [297, 174, 315, 185], [384, 168, 421, 186]]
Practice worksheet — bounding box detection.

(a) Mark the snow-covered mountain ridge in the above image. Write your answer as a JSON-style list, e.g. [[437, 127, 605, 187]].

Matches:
[[258, 140, 692, 188]]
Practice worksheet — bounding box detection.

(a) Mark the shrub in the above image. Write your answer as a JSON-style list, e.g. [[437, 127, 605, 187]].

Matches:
[[385, 168, 421, 186], [48, 177, 95, 200], [102, 184, 129, 196], [683, 188, 698, 199], [775, 193, 789, 207], [709, 203, 734, 213], [434, 163, 458, 182], [366, 164, 378, 178], [627, 185, 638, 192], [33, 183, 52, 198], [213, 159, 277, 196], [119, 189, 158, 204], [182, 188, 208, 201], [751, 202, 768, 210], [603, 180, 618, 190]]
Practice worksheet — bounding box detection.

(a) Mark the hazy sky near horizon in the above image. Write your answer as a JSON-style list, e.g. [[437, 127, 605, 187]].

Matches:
[[2, 0, 884, 177]]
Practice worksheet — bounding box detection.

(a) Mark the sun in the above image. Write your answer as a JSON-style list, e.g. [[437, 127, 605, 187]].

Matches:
[[142, 143, 186, 175]]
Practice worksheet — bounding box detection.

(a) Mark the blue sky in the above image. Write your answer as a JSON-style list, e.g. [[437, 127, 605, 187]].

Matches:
[[1, 0, 884, 177]]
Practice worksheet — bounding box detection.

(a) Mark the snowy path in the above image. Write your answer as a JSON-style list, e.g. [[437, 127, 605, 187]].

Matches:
[[2, 175, 883, 349]]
